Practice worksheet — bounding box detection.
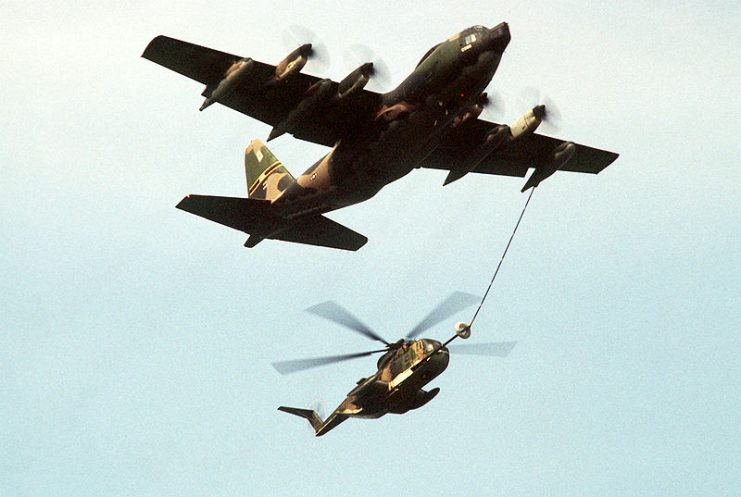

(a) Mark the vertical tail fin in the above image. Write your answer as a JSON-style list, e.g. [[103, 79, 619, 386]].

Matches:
[[244, 139, 295, 201], [278, 406, 348, 437]]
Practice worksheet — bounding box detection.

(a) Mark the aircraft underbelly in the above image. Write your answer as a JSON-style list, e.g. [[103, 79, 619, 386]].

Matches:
[[272, 50, 501, 217], [326, 111, 451, 206]]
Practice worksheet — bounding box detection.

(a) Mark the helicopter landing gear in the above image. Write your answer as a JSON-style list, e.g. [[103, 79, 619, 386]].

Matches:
[[454, 321, 471, 339]]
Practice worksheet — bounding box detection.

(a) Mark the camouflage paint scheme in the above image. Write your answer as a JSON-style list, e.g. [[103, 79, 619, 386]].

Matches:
[[142, 24, 618, 250], [279, 339, 449, 436]]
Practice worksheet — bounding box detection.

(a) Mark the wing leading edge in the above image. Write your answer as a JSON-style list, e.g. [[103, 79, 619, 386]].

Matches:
[[142, 35, 380, 147], [420, 118, 619, 183]]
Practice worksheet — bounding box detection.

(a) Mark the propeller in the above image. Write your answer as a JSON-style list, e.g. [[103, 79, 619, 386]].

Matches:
[[306, 301, 390, 345], [272, 348, 387, 375], [479, 89, 506, 122], [281, 25, 330, 73], [343, 44, 391, 92], [518, 86, 562, 133], [405, 291, 480, 339]]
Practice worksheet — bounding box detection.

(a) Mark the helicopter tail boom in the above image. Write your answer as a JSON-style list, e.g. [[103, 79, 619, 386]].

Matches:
[[278, 406, 348, 436]]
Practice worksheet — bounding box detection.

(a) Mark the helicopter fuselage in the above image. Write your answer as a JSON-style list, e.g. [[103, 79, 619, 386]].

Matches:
[[311, 339, 449, 435]]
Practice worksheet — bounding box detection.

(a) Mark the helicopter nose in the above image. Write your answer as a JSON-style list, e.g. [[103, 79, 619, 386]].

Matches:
[[486, 22, 511, 53]]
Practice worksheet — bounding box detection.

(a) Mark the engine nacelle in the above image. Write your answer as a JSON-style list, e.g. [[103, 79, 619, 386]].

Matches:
[[484, 123, 510, 147], [200, 58, 254, 111], [338, 63, 373, 99], [274, 44, 313, 81], [268, 78, 334, 141], [443, 124, 509, 185], [509, 105, 546, 140], [521, 141, 576, 191]]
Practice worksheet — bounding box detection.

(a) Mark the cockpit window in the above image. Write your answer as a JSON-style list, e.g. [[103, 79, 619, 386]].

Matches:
[[416, 43, 441, 68]]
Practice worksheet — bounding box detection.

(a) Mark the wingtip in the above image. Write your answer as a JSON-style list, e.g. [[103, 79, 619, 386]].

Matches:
[[141, 35, 166, 59], [175, 195, 192, 210]]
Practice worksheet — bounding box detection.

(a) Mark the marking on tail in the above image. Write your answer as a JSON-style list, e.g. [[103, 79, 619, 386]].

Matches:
[[244, 139, 295, 201]]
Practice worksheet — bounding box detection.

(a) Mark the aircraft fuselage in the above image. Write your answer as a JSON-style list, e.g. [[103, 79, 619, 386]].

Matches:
[[272, 23, 511, 218], [309, 338, 451, 436]]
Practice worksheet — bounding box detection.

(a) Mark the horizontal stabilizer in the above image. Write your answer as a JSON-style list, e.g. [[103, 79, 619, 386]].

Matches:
[[176, 195, 367, 250], [176, 194, 275, 232], [278, 406, 348, 436], [272, 215, 367, 251], [278, 406, 323, 432]]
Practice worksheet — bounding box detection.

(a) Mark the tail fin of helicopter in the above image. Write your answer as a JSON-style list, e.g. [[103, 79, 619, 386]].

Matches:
[[278, 406, 348, 437]]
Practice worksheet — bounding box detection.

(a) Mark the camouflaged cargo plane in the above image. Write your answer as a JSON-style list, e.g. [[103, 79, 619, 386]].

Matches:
[[273, 292, 516, 436], [142, 23, 618, 251]]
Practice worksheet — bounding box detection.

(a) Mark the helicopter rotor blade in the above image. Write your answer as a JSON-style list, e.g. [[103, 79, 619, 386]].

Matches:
[[306, 301, 390, 345], [448, 341, 517, 357], [405, 291, 481, 340], [272, 349, 387, 375]]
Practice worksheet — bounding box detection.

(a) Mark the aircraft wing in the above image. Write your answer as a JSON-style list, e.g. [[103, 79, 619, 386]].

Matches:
[[142, 35, 381, 147], [420, 118, 619, 179]]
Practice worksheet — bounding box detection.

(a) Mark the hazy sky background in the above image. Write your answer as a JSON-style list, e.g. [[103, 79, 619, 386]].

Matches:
[[2, 1, 739, 496]]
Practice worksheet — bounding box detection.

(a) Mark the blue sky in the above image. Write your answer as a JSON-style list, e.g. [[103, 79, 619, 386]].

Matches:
[[1, 1, 739, 496]]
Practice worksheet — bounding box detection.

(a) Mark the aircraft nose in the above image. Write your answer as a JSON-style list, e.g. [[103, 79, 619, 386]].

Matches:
[[487, 22, 511, 52]]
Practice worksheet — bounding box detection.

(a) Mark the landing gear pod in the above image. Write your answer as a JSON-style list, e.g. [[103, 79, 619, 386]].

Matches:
[[454, 321, 472, 339]]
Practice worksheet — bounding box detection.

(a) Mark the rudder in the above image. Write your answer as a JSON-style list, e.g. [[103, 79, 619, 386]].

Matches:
[[245, 139, 295, 201]]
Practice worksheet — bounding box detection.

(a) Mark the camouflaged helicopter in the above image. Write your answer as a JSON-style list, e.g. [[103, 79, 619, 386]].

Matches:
[[273, 292, 515, 436], [142, 23, 618, 251]]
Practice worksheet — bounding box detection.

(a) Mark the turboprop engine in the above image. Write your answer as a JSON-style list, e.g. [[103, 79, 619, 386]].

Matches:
[[337, 63, 373, 99], [443, 123, 510, 185], [268, 64, 376, 141], [274, 44, 313, 82], [268, 78, 335, 141], [521, 141, 576, 191], [199, 58, 255, 111], [509, 104, 546, 139]]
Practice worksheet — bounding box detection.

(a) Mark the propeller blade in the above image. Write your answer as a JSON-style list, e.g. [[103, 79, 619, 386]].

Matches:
[[343, 44, 391, 91], [540, 95, 562, 133], [480, 89, 506, 121], [518, 86, 541, 110], [281, 24, 330, 72], [405, 291, 481, 339], [272, 349, 387, 375], [448, 341, 517, 357], [518, 86, 562, 133], [306, 301, 390, 345]]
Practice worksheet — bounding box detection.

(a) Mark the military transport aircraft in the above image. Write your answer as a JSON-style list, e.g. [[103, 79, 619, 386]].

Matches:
[[272, 292, 515, 436], [142, 23, 618, 251]]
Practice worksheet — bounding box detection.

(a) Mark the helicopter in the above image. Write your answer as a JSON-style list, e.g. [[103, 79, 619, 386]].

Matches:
[[274, 292, 516, 436]]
